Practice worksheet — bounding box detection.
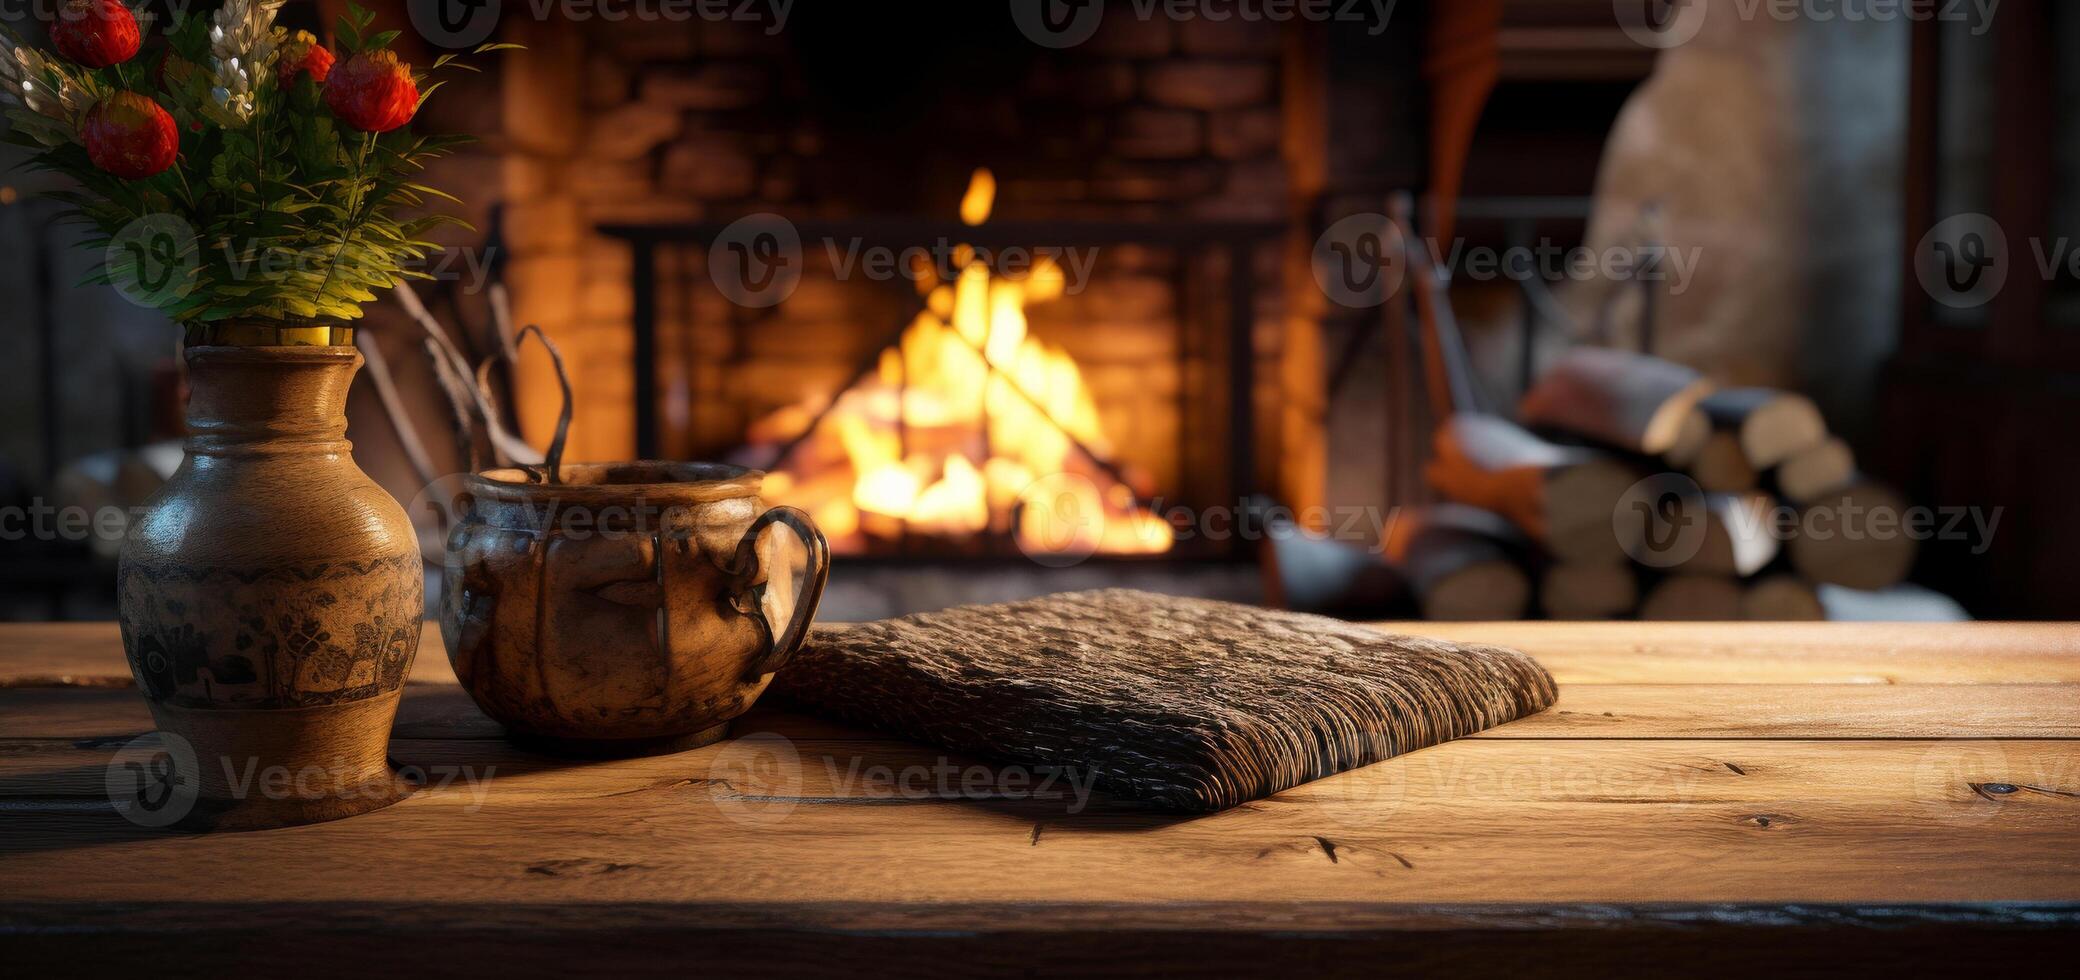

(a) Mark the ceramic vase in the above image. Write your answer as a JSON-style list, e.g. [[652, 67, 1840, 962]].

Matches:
[[117, 328, 421, 831]]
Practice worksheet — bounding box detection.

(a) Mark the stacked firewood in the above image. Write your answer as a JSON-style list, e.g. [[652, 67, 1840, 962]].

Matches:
[[1394, 347, 1932, 621]]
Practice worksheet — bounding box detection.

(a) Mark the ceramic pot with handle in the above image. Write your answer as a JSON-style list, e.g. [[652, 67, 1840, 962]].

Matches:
[[440, 460, 830, 757]]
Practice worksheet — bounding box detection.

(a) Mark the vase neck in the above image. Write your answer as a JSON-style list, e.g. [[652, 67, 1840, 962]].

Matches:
[[184, 345, 362, 456]]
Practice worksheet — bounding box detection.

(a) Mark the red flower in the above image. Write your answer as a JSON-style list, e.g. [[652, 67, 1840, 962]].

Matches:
[[278, 30, 335, 85], [324, 50, 417, 133], [50, 0, 141, 69], [84, 91, 178, 179]]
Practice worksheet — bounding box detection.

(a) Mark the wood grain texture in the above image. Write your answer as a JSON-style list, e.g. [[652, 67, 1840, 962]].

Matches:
[[1366, 622, 2080, 684], [1, 619, 2076, 973], [3, 734, 2076, 900], [8, 681, 2075, 745], [11, 621, 2080, 686], [773, 590, 1557, 810]]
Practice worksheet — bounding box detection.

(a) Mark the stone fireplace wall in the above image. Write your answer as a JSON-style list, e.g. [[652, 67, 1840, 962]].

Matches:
[[496, 12, 1295, 505]]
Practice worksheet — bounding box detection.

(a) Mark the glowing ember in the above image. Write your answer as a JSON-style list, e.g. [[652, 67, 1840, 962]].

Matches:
[[748, 169, 1173, 557]]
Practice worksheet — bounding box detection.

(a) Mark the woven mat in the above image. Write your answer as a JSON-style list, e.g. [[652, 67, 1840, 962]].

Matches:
[[773, 589, 1556, 811]]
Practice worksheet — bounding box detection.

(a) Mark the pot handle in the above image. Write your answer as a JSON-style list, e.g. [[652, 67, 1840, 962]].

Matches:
[[729, 506, 831, 680]]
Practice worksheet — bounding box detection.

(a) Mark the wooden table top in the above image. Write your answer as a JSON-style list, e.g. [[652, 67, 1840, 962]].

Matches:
[[4, 621, 2077, 976]]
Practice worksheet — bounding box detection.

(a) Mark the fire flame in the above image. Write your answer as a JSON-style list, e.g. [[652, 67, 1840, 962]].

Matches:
[[751, 169, 1173, 557]]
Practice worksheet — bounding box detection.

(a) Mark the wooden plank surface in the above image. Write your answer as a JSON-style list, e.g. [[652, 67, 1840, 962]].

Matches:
[[4, 733, 2077, 901], [2, 620, 2076, 976], [8, 621, 2080, 686], [8, 681, 2080, 742], [1371, 621, 2080, 684]]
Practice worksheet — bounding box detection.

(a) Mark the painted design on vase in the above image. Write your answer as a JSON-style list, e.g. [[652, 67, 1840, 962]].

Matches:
[[119, 554, 420, 709]]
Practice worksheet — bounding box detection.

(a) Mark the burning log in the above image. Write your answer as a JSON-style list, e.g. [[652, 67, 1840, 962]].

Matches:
[[740, 170, 1172, 558], [1425, 414, 1644, 565], [1518, 346, 1714, 460]]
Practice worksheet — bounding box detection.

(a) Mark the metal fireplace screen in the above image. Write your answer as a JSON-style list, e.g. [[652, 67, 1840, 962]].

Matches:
[[601, 210, 1279, 560]]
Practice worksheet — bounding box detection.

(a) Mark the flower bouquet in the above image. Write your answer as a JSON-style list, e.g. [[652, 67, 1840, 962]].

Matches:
[[2, 0, 508, 332], [1, 1, 513, 831]]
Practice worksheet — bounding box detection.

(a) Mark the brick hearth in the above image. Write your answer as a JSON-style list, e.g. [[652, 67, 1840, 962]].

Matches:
[[493, 11, 1297, 513]]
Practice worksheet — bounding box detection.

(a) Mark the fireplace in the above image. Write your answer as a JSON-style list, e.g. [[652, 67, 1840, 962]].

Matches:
[[492, 4, 1348, 567], [597, 173, 1281, 559]]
